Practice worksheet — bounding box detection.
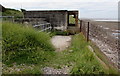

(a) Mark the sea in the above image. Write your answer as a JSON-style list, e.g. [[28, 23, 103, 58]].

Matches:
[[94, 19, 120, 39]]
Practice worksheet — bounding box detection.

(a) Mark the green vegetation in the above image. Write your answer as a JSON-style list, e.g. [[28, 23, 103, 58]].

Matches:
[[69, 34, 108, 74], [2, 22, 118, 74], [2, 21, 54, 66], [2, 8, 23, 18], [90, 42, 118, 74], [38, 34, 114, 74], [3, 50, 55, 74], [69, 15, 75, 24], [51, 30, 69, 36]]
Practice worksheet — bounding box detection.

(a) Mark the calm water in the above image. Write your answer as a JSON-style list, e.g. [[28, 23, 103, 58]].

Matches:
[[94, 20, 119, 22], [94, 19, 120, 39]]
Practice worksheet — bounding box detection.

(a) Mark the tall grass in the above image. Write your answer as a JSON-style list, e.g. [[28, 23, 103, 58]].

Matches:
[[39, 34, 110, 74], [2, 22, 118, 74], [90, 42, 119, 74], [67, 34, 107, 74], [2, 21, 54, 65]]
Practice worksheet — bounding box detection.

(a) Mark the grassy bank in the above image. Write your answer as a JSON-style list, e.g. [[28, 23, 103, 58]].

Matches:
[[39, 34, 114, 74], [65, 34, 107, 74], [90, 42, 119, 74], [2, 22, 118, 74], [2, 8, 23, 19], [2, 21, 55, 66]]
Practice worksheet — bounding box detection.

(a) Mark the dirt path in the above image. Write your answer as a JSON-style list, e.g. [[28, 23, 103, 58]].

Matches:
[[51, 36, 72, 52], [42, 36, 72, 74]]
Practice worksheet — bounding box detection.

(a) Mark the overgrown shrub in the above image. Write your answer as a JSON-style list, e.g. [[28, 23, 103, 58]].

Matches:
[[2, 21, 54, 64], [2, 8, 23, 19]]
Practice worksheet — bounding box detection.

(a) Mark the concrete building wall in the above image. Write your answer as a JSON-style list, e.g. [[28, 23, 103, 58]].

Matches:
[[24, 11, 68, 30]]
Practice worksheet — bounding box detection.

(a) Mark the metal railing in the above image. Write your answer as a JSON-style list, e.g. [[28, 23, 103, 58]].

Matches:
[[33, 23, 52, 33], [0, 16, 14, 22]]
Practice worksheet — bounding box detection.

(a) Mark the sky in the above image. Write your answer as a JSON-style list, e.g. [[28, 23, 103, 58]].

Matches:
[[0, 0, 119, 19]]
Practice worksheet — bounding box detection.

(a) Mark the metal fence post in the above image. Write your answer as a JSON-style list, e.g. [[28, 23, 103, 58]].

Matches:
[[87, 22, 89, 42], [80, 20, 82, 32]]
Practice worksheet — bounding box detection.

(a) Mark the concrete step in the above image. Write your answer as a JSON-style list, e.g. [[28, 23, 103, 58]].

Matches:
[[67, 26, 80, 34]]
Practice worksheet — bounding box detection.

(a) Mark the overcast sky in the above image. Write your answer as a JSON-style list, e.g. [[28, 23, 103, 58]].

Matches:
[[0, 0, 119, 19]]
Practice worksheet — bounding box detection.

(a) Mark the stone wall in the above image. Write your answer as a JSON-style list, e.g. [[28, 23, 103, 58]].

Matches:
[[81, 20, 119, 68], [89, 21, 118, 51]]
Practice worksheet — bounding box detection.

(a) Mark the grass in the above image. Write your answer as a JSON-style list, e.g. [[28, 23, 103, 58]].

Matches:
[[2, 21, 54, 51], [42, 33, 118, 74], [2, 21, 55, 66], [89, 41, 119, 74], [51, 30, 69, 36], [3, 50, 56, 74], [69, 15, 80, 24], [69, 15, 75, 24], [66, 34, 106, 74], [2, 21, 118, 74], [2, 8, 23, 19], [51, 29, 77, 36]]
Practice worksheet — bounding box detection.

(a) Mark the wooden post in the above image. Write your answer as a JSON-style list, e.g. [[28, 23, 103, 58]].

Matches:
[[75, 14, 78, 27], [51, 24, 54, 31], [87, 22, 89, 42], [67, 14, 69, 26], [80, 20, 82, 32]]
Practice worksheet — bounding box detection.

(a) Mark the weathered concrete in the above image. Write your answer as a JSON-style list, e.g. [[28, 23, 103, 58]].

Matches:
[[51, 36, 71, 52], [23, 10, 79, 30]]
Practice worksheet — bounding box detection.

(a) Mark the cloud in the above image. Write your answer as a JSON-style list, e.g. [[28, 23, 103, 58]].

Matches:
[[0, 0, 118, 19], [0, 0, 119, 3]]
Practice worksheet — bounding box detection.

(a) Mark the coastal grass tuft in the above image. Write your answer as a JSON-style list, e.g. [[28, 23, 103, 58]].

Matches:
[[2, 22, 118, 74], [2, 21, 55, 65]]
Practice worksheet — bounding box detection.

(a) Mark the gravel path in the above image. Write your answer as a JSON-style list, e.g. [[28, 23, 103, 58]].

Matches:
[[42, 36, 72, 74], [42, 66, 72, 74], [51, 36, 72, 52]]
